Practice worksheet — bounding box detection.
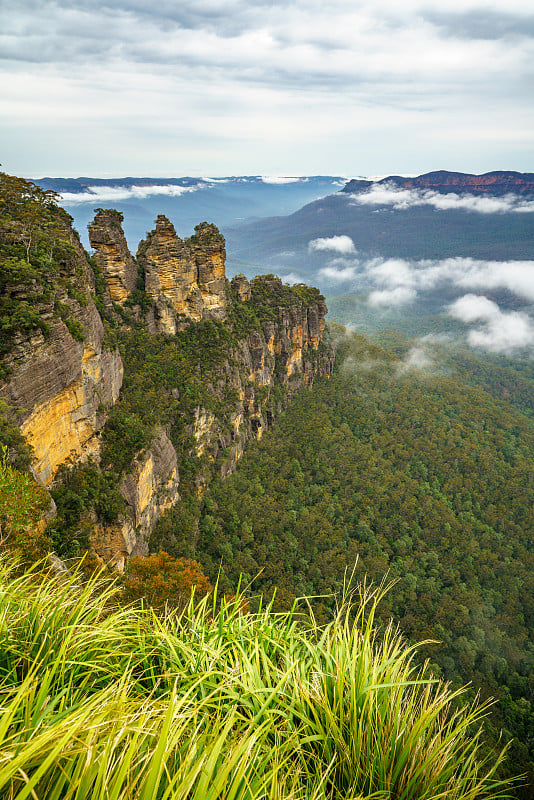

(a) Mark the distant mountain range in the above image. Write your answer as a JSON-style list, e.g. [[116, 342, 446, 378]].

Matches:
[[31, 175, 347, 249], [343, 170, 534, 196], [33, 170, 534, 347]]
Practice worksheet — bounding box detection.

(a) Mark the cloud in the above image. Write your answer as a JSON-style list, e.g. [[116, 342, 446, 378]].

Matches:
[[368, 286, 417, 306], [447, 294, 501, 322], [59, 183, 203, 205], [318, 261, 360, 282], [3, 0, 534, 176], [261, 176, 304, 184], [350, 184, 534, 214], [448, 294, 534, 353], [319, 254, 534, 305], [281, 272, 305, 284], [309, 235, 356, 254], [395, 344, 437, 374]]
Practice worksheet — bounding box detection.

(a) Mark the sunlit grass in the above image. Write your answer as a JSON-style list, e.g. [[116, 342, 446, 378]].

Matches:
[[0, 557, 517, 799]]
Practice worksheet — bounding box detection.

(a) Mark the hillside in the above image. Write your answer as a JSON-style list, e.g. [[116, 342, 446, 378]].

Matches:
[[0, 172, 334, 568], [174, 332, 534, 793], [1, 171, 532, 795]]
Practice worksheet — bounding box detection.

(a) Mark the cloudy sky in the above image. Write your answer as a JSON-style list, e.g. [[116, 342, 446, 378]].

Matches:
[[1, 0, 533, 177]]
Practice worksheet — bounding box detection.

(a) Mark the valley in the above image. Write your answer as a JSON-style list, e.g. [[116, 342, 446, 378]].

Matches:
[[1, 169, 533, 796]]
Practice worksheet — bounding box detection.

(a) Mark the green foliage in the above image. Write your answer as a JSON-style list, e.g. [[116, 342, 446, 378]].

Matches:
[[50, 462, 126, 557], [0, 400, 33, 471], [0, 446, 50, 563], [0, 172, 87, 375], [192, 331, 534, 792], [0, 558, 517, 799], [249, 274, 325, 320]]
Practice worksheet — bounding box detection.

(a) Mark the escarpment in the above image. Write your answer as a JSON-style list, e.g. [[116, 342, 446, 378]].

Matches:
[[1, 176, 335, 570], [343, 169, 534, 197], [0, 191, 123, 487]]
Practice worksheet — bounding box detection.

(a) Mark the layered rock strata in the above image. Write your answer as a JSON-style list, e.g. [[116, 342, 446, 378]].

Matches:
[[343, 170, 534, 197], [0, 245, 123, 486], [88, 210, 138, 304], [186, 276, 334, 481], [136, 216, 227, 332], [3, 199, 334, 570], [93, 428, 179, 570]]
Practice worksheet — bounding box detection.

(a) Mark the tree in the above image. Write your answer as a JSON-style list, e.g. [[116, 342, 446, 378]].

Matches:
[[121, 551, 212, 612]]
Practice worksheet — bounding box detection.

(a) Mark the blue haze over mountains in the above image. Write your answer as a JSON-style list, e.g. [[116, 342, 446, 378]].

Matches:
[[35, 171, 534, 352]]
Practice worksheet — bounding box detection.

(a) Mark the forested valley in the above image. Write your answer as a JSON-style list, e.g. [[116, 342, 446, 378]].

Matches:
[[151, 332, 534, 791]]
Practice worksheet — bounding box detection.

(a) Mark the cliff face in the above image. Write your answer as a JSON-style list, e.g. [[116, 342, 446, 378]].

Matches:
[[183, 274, 334, 482], [92, 428, 180, 569], [137, 216, 227, 332], [343, 170, 534, 196], [93, 275, 334, 567], [1, 177, 334, 571], [88, 210, 138, 304], [0, 235, 123, 487]]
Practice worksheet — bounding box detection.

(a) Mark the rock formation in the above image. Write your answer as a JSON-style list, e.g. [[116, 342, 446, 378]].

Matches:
[[136, 216, 227, 332], [88, 209, 138, 304], [0, 240, 123, 486], [92, 428, 180, 570], [2, 187, 334, 570], [231, 274, 251, 302], [184, 275, 334, 481]]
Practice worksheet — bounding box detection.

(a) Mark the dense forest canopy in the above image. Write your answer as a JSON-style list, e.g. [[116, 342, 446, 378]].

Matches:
[[150, 333, 534, 791]]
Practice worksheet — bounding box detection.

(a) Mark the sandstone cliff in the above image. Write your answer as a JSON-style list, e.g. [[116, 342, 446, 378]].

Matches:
[[189, 274, 333, 481], [1, 178, 335, 571], [93, 271, 334, 567], [137, 216, 227, 332], [88, 209, 138, 304], [0, 218, 123, 487], [343, 170, 534, 197], [92, 428, 180, 569]]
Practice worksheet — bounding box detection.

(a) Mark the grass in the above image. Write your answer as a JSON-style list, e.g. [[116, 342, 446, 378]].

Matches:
[[0, 558, 518, 799]]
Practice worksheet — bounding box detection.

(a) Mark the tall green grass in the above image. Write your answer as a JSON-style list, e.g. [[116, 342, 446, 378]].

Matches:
[[0, 558, 517, 799]]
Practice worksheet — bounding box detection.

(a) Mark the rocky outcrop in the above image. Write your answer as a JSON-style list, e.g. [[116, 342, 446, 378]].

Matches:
[[88, 210, 138, 304], [2, 188, 334, 570], [137, 217, 227, 332], [186, 276, 334, 481], [0, 244, 123, 487], [94, 428, 179, 570], [343, 170, 534, 197], [231, 274, 251, 302], [92, 274, 334, 565]]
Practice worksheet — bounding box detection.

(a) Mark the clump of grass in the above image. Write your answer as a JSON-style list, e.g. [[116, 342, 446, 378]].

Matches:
[[0, 557, 518, 799]]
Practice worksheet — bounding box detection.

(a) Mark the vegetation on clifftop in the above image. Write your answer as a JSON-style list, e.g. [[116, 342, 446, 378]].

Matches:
[[0, 173, 85, 378]]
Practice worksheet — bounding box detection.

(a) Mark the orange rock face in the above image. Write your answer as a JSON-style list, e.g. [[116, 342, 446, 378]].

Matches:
[[137, 216, 227, 332], [88, 210, 138, 304]]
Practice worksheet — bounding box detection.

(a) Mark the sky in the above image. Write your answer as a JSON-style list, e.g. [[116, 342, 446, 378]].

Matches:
[[1, 0, 533, 177]]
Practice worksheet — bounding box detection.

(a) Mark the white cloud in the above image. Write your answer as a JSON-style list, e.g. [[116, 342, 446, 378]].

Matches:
[[3, 0, 534, 176], [448, 294, 534, 353], [261, 176, 304, 184], [59, 183, 203, 205], [350, 184, 534, 213], [395, 345, 437, 374], [368, 286, 417, 306], [309, 235, 356, 254], [447, 294, 501, 321], [281, 272, 305, 284], [318, 262, 360, 282]]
